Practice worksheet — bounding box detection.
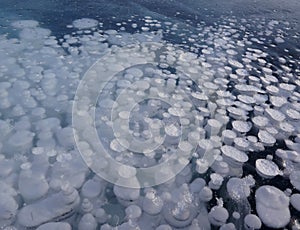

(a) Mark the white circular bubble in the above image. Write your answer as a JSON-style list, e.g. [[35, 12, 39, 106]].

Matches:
[[72, 18, 99, 29], [72, 42, 225, 188]]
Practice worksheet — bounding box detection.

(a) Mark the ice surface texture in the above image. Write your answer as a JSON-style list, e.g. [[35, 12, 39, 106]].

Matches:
[[0, 6, 299, 229]]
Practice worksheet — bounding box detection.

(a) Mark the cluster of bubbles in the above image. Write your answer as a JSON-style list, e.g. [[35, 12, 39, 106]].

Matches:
[[0, 12, 299, 230]]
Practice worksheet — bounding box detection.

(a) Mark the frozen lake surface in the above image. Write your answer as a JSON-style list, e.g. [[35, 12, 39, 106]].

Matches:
[[0, 0, 299, 229]]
